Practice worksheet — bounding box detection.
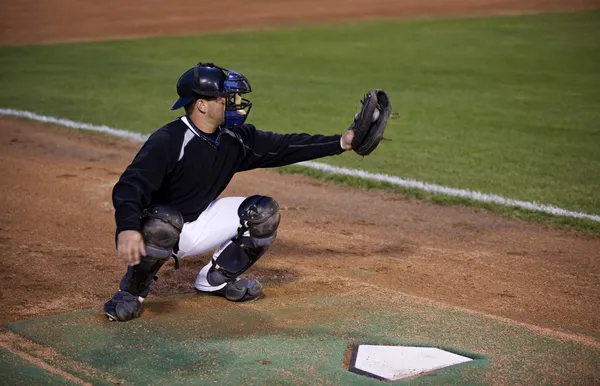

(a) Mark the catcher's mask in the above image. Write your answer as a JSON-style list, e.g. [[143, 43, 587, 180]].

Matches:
[[171, 62, 252, 128]]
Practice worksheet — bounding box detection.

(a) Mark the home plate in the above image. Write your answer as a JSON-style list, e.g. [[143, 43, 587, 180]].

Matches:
[[348, 345, 473, 381]]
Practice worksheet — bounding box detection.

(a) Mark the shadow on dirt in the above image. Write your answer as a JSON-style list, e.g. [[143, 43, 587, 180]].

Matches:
[[150, 253, 301, 297]]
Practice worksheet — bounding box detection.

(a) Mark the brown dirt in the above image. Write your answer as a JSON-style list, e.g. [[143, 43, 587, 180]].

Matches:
[[0, 0, 599, 352], [1, 116, 599, 338], [1, 0, 599, 46]]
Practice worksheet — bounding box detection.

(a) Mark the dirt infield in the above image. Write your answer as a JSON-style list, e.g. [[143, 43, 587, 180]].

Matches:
[[1, 116, 599, 338], [1, 0, 599, 46], [1, 0, 599, 357]]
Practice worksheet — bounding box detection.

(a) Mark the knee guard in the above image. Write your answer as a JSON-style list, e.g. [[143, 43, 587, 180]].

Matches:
[[141, 205, 184, 259], [208, 195, 280, 285], [119, 205, 183, 298], [238, 195, 281, 248]]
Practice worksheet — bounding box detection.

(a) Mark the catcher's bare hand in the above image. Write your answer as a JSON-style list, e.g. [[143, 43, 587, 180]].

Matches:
[[341, 130, 354, 150], [117, 230, 146, 266]]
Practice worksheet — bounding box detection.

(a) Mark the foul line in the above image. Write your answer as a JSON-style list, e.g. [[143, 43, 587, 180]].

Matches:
[[297, 161, 600, 222], [2, 107, 599, 223]]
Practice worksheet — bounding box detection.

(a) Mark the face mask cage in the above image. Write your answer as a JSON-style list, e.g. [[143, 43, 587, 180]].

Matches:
[[223, 69, 252, 128], [224, 93, 252, 127]]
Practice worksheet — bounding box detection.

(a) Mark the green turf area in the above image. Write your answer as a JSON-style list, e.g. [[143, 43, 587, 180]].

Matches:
[[5, 288, 600, 385], [0, 346, 80, 385], [1, 11, 599, 218]]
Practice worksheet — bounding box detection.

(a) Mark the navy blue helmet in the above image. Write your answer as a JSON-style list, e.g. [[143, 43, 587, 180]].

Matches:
[[171, 62, 252, 127]]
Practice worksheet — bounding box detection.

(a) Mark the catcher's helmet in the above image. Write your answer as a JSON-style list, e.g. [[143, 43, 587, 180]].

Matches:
[[171, 62, 252, 127]]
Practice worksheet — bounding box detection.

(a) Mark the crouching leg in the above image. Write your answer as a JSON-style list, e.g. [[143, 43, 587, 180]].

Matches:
[[195, 195, 280, 302], [105, 205, 183, 321]]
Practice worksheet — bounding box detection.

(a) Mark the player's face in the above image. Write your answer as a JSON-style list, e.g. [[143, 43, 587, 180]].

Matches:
[[207, 97, 226, 125]]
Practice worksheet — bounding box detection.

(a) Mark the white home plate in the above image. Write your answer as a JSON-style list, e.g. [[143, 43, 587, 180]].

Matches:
[[349, 345, 473, 381]]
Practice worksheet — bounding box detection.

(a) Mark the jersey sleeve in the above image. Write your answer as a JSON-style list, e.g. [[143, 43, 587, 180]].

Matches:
[[236, 125, 345, 171], [112, 129, 176, 234]]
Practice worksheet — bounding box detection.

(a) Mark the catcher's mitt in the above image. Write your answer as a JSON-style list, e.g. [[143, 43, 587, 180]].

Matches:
[[350, 89, 392, 156]]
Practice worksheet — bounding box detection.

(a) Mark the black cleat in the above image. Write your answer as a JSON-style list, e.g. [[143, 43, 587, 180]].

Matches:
[[195, 277, 262, 302], [104, 291, 143, 321]]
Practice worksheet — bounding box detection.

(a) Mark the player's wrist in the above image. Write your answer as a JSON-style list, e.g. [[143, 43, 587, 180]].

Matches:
[[340, 131, 353, 151]]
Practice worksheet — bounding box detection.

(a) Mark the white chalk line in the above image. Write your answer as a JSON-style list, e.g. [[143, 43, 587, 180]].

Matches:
[[2, 107, 599, 223]]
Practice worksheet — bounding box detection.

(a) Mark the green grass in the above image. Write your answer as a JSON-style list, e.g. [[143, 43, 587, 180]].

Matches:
[[1, 11, 599, 223], [279, 165, 600, 233]]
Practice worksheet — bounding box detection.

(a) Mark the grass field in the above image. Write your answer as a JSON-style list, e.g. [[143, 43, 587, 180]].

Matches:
[[1, 11, 599, 222]]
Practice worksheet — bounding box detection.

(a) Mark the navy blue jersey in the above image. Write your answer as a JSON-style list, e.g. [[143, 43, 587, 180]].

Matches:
[[112, 116, 344, 233]]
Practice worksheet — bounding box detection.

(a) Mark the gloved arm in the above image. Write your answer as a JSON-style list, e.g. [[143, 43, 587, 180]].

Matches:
[[236, 125, 345, 171]]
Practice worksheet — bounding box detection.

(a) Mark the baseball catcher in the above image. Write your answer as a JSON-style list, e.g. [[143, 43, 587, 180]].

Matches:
[[104, 62, 392, 321]]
